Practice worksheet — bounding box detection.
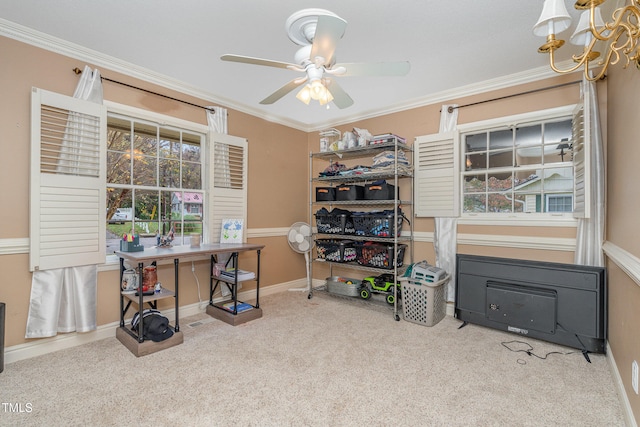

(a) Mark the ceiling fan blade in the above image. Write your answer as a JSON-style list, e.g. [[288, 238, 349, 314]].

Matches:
[[325, 80, 353, 109], [260, 79, 305, 105], [309, 14, 347, 67], [221, 54, 297, 70], [333, 61, 411, 77]]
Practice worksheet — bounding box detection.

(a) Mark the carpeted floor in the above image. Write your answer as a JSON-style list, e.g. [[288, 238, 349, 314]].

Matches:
[[0, 290, 627, 426]]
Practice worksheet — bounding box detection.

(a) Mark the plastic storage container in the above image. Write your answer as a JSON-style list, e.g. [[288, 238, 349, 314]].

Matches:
[[400, 277, 448, 326], [316, 239, 356, 263], [364, 181, 398, 200], [315, 209, 355, 235], [336, 184, 364, 201], [316, 187, 335, 201], [409, 262, 447, 283], [352, 210, 404, 237], [354, 242, 406, 269], [319, 128, 341, 152]]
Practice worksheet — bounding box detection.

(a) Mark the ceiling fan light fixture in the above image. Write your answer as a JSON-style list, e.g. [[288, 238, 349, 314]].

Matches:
[[296, 78, 333, 106], [318, 88, 334, 106], [296, 85, 312, 104], [221, 8, 407, 109], [309, 79, 325, 100]]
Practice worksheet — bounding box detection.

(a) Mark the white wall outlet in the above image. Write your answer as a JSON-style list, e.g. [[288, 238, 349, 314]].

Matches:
[[632, 360, 639, 395]]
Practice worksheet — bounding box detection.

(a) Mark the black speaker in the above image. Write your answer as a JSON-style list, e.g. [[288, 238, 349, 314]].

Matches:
[[0, 302, 4, 373]]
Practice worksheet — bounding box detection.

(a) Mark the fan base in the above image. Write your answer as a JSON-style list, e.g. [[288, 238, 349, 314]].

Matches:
[[286, 8, 342, 46]]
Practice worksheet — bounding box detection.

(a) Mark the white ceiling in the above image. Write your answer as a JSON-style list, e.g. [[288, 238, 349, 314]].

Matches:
[[0, 0, 587, 131]]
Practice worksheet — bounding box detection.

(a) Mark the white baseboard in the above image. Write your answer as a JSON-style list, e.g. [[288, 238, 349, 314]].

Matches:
[[4, 279, 304, 365], [607, 342, 638, 427]]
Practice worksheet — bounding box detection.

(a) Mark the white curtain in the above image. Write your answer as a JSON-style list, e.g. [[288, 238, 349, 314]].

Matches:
[[206, 106, 228, 134], [26, 66, 103, 338], [207, 107, 231, 188], [574, 78, 605, 267], [434, 104, 459, 301], [205, 106, 236, 297]]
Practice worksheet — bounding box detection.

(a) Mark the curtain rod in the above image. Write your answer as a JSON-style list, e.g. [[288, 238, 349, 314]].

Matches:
[[73, 67, 217, 113], [445, 79, 583, 114]]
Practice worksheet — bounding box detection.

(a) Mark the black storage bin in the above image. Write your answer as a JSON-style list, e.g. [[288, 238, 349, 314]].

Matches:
[[314, 208, 355, 235], [336, 184, 364, 201], [354, 242, 407, 269], [364, 181, 397, 200], [352, 209, 405, 238], [0, 302, 4, 373], [315, 239, 357, 263], [315, 187, 335, 201]]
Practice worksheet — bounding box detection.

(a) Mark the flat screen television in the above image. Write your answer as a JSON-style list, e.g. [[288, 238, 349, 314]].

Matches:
[[455, 254, 607, 355]]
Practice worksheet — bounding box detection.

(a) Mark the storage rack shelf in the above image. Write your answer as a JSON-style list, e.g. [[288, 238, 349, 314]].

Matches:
[[206, 246, 264, 326], [312, 283, 404, 313], [308, 136, 414, 321]]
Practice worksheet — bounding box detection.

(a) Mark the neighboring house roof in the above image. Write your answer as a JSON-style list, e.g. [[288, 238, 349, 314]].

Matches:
[[507, 169, 573, 193], [172, 192, 203, 205]]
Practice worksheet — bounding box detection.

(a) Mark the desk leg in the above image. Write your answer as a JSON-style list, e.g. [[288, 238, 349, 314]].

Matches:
[[137, 262, 144, 343], [232, 252, 238, 315], [119, 257, 125, 327], [174, 258, 180, 332], [256, 249, 261, 308]]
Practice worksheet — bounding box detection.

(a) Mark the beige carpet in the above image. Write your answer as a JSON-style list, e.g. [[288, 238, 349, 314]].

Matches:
[[0, 290, 626, 426]]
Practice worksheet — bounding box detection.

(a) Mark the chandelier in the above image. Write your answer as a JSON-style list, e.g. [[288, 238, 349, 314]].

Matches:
[[534, 0, 640, 81]]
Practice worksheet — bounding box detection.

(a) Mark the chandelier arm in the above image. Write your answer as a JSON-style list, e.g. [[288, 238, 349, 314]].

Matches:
[[549, 46, 590, 74], [583, 55, 607, 81], [604, 24, 634, 67], [591, 5, 639, 41]]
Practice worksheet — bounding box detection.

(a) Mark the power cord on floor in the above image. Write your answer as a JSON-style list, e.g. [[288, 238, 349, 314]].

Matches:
[[191, 261, 224, 304], [501, 340, 579, 364]]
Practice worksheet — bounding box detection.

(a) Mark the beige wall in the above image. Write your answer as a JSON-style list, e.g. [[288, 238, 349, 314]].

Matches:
[[0, 36, 309, 348], [606, 63, 640, 421]]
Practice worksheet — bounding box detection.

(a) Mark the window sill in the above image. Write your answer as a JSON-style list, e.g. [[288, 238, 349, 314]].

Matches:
[[458, 215, 578, 227]]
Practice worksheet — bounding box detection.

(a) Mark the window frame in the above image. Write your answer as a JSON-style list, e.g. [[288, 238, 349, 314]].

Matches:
[[456, 104, 579, 224], [104, 101, 209, 263]]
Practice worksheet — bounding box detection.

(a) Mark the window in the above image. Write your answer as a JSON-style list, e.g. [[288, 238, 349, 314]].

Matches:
[[546, 194, 573, 212], [32, 93, 248, 266], [414, 104, 585, 221], [106, 113, 205, 254], [462, 115, 573, 214]]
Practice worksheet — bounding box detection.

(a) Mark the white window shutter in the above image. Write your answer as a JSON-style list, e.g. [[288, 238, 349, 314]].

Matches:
[[414, 131, 459, 217], [572, 102, 590, 218], [207, 132, 248, 243], [30, 88, 107, 271]]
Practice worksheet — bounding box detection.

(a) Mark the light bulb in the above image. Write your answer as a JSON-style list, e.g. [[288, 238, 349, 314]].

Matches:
[[309, 80, 324, 100], [296, 85, 311, 104]]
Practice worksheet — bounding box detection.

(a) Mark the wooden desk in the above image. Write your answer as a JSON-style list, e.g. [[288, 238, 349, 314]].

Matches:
[[116, 243, 264, 356]]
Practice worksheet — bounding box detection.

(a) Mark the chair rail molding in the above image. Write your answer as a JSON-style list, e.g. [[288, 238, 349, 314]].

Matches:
[[603, 241, 640, 288]]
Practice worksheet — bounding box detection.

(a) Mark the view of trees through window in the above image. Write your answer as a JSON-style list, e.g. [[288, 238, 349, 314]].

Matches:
[[106, 115, 204, 253], [462, 117, 573, 214]]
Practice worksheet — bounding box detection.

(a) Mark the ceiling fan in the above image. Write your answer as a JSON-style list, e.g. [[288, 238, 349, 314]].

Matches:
[[220, 8, 411, 109]]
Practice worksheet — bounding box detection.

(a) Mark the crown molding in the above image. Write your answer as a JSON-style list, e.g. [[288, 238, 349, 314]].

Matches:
[[0, 18, 312, 131], [307, 62, 576, 132], [1, 18, 578, 134]]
